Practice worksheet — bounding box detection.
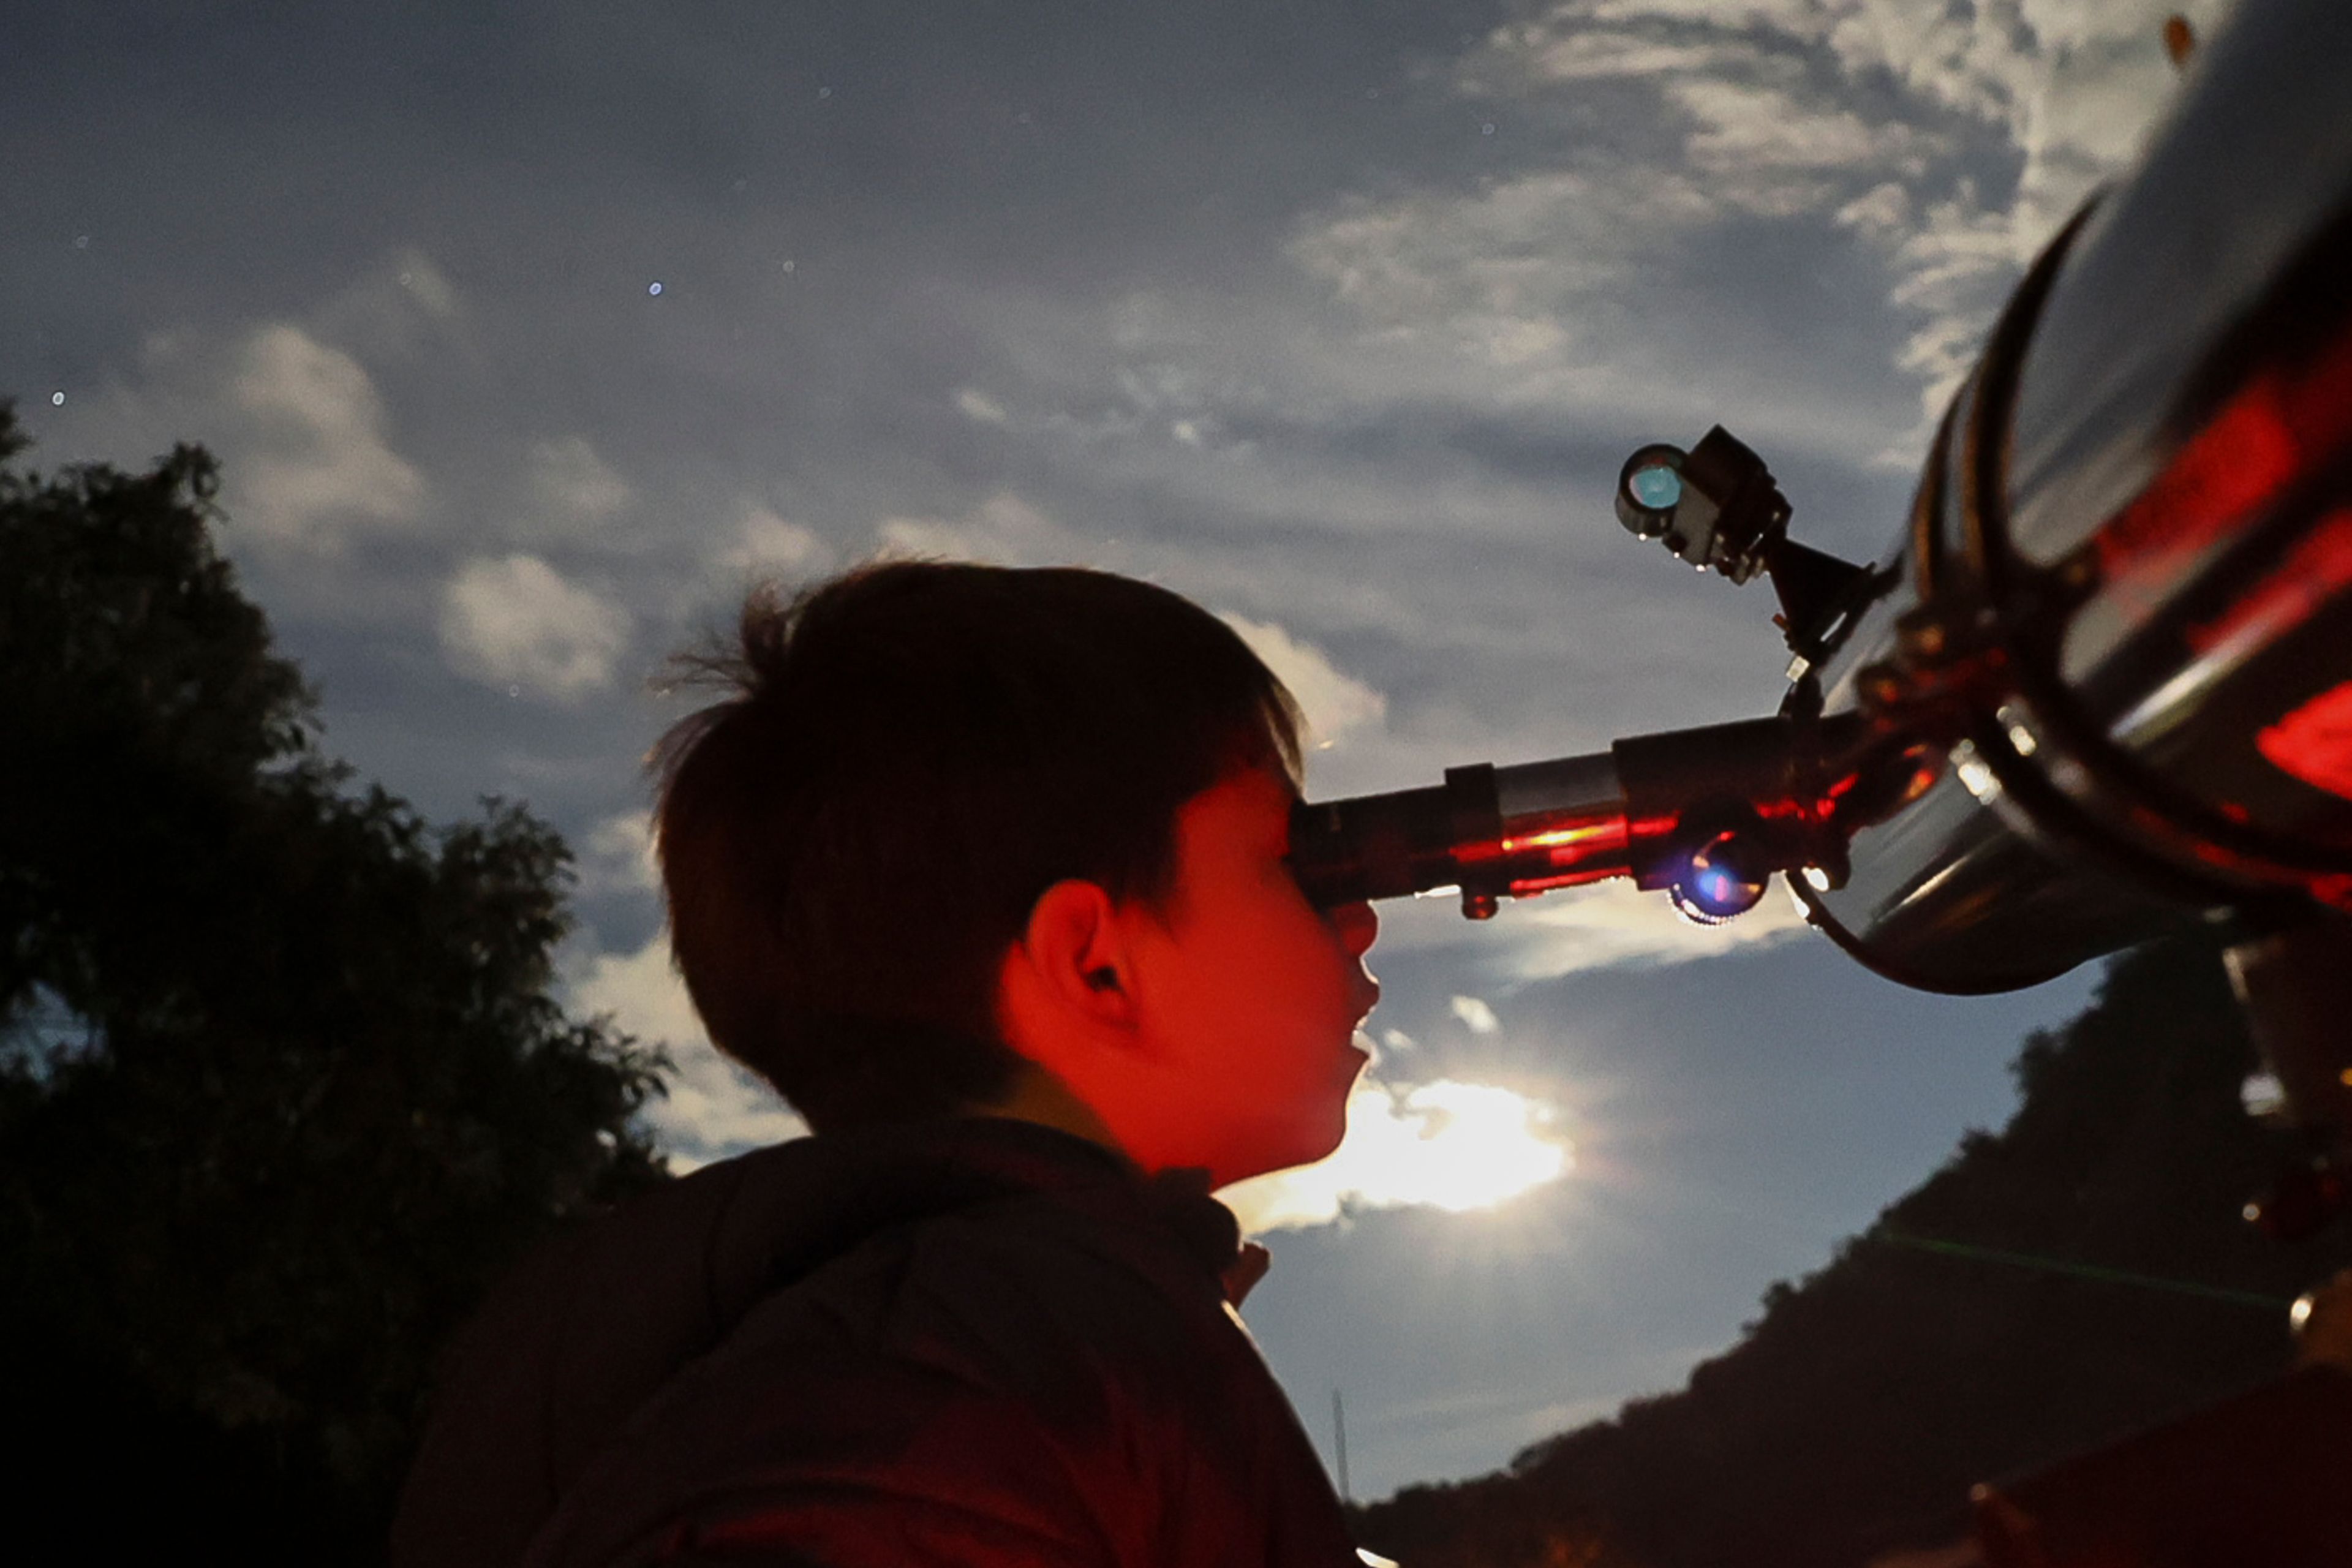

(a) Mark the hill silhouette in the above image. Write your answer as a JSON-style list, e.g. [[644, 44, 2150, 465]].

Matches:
[[1352, 930, 2351, 1567]]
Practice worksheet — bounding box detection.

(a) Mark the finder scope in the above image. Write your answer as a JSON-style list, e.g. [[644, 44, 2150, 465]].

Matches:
[[1612, 427, 1789, 586]]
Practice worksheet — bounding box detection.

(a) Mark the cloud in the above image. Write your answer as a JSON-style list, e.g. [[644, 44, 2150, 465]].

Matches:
[[391, 250, 461, 320], [1287, 165, 1711, 379], [1457, 1, 1829, 97], [1583, 0, 1827, 28], [1296, 0, 2215, 432], [874, 492, 1074, 565], [1221, 1072, 1572, 1232], [574, 929, 703, 1049], [577, 809, 661, 896], [1669, 75, 1936, 188], [1875, 182, 2018, 421], [225, 324, 424, 548], [29, 260, 460, 566], [1819, 0, 2041, 129], [1835, 179, 1913, 243], [954, 387, 1012, 426], [1826, 0, 2203, 433], [1502, 874, 1812, 978], [2008, 0, 2234, 243], [1819, 0, 2230, 424], [1450, 994, 1502, 1035], [1814, 0, 2224, 192], [1480, 26, 1740, 85], [573, 931, 810, 1170], [1219, 614, 1389, 751], [723, 505, 832, 578], [1455, 2, 1935, 205], [526, 435, 633, 525], [438, 553, 633, 701], [313, 247, 466, 358], [1283, 48, 1931, 397]]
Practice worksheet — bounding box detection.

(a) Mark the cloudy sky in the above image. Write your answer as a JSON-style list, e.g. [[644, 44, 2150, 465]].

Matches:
[[9, 0, 2230, 1500]]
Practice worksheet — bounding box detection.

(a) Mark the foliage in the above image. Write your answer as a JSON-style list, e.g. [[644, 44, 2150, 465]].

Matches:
[[1352, 932, 2352, 1567], [0, 400, 669, 1561]]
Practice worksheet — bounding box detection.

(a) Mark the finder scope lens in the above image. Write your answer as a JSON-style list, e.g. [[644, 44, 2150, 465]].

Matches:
[[1614, 442, 1687, 541], [1628, 464, 1682, 511]]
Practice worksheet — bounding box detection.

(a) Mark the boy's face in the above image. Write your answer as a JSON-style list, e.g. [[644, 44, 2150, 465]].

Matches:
[[1121, 763, 1381, 1189]]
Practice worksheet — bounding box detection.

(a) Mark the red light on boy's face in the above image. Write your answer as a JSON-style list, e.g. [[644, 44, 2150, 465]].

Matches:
[[1121, 765, 1381, 1190]]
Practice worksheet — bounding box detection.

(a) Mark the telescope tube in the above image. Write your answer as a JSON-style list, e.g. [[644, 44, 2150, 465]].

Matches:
[[1791, 0, 2352, 991], [1289, 713, 1869, 919]]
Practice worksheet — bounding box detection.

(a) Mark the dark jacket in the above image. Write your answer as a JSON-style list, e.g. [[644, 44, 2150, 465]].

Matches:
[[393, 1116, 1360, 1567]]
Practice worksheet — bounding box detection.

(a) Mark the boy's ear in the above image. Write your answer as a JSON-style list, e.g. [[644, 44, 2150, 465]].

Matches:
[[1014, 878, 1137, 1028]]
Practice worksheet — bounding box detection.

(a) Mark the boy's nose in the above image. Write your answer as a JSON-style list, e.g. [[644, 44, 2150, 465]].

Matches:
[[1328, 899, 1379, 957]]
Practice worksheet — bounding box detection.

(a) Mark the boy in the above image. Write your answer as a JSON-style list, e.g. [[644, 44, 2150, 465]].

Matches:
[[394, 560, 1384, 1567]]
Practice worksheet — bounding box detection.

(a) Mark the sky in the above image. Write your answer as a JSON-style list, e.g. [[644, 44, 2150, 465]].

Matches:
[[7, 0, 2234, 1502]]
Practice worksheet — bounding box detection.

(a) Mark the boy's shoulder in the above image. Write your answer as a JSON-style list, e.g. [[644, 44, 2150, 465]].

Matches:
[[515, 1118, 1349, 1567], [399, 1117, 1351, 1568]]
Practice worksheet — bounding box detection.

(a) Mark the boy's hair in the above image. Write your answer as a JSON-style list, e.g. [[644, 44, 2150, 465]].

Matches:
[[653, 559, 1304, 1131]]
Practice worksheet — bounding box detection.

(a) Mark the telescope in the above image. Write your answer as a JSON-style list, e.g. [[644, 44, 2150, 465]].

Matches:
[[1289, 7, 2352, 1544], [1291, 0, 2352, 1200], [1296, 4, 2352, 1544]]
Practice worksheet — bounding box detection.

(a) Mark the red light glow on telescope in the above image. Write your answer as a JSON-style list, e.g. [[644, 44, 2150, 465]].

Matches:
[[1468, 809, 1635, 896], [2258, 680, 2352, 804], [2094, 307, 2352, 629], [1506, 818, 1632, 865], [2096, 377, 2299, 615], [2187, 507, 2352, 662], [1506, 821, 1621, 851]]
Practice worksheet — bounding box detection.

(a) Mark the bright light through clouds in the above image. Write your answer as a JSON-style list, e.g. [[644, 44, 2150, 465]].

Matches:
[[1221, 1071, 1572, 1233]]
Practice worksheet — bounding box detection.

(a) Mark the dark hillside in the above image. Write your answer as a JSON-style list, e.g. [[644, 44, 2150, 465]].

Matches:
[[1353, 931, 2351, 1567]]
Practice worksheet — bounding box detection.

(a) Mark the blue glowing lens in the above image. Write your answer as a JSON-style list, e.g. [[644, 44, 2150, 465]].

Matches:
[[1628, 464, 1682, 511]]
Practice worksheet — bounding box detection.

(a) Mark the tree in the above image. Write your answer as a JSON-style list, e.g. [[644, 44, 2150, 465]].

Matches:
[[0, 400, 669, 1562]]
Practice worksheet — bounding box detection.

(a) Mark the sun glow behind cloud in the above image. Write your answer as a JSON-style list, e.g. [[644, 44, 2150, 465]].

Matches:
[[1221, 1069, 1572, 1233]]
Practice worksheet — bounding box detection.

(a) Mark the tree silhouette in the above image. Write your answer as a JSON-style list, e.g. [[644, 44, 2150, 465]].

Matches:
[[0, 401, 668, 1562]]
